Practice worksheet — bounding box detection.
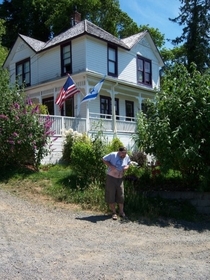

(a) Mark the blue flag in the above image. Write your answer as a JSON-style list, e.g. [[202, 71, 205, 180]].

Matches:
[[81, 76, 105, 103]]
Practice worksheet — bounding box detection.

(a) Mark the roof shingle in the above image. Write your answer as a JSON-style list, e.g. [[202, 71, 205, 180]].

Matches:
[[19, 19, 146, 52]]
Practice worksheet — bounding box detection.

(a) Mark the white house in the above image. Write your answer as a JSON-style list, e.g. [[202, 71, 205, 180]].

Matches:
[[3, 15, 164, 164]]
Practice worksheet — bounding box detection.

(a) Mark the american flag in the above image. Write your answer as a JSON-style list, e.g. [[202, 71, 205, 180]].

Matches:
[[55, 75, 80, 108]]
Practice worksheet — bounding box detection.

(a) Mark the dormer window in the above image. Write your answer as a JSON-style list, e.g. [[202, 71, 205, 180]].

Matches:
[[61, 43, 72, 76], [16, 58, 30, 87], [137, 56, 152, 86], [108, 45, 117, 76]]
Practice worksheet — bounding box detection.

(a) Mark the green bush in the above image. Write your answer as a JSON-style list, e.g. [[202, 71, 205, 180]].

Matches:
[[130, 150, 147, 167], [0, 69, 54, 169], [106, 137, 124, 153], [62, 129, 88, 164], [134, 64, 210, 189], [70, 136, 106, 189]]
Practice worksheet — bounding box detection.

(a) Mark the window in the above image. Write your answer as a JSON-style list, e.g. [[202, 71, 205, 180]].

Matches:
[[61, 43, 72, 76], [108, 45, 117, 76], [42, 97, 54, 115], [61, 97, 74, 117], [16, 58, 30, 87], [115, 98, 119, 120], [100, 96, 119, 118], [137, 56, 152, 86], [125, 100, 134, 121]]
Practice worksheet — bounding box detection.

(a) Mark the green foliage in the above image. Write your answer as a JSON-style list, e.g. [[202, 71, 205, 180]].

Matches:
[[169, 0, 210, 72], [62, 129, 88, 164], [62, 129, 124, 189], [106, 136, 124, 153], [38, 104, 49, 114], [135, 63, 210, 189], [0, 19, 8, 65], [0, 0, 51, 49], [160, 45, 187, 69], [0, 69, 54, 169], [125, 188, 198, 222], [62, 134, 74, 165], [70, 134, 106, 188], [130, 150, 147, 167]]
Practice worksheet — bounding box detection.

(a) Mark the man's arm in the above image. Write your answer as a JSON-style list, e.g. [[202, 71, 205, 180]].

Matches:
[[102, 159, 115, 170]]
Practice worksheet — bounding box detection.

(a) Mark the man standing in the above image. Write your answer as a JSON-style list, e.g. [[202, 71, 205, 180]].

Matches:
[[102, 147, 131, 220]]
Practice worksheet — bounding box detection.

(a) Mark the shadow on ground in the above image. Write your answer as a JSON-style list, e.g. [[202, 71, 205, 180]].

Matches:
[[137, 216, 210, 233], [76, 214, 111, 223], [75, 213, 210, 232]]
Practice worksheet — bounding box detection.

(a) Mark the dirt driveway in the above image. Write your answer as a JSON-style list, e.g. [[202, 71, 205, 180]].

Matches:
[[0, 188, 210, 280]]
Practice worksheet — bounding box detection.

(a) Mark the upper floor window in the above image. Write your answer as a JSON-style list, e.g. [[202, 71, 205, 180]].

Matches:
[[108, 45, 117, 76], [16, 58, 30, 87], [61, 43, 72, 76], [137, 56, 152, 86]]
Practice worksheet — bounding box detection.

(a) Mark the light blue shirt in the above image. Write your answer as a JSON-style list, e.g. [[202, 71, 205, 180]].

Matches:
[[103, 152, 131, 172]]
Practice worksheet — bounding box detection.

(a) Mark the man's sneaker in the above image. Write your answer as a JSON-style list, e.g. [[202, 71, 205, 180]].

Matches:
[[112, 213, 118, 220]]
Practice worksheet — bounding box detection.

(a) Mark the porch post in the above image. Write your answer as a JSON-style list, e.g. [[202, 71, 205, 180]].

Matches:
[[85, 77, 89, 132], [138, 94, 143, 112], [76, 93, 80, 116], [86, 102, 90, 132], [61, 115, 65, 132], [112, 82, 118, 136]]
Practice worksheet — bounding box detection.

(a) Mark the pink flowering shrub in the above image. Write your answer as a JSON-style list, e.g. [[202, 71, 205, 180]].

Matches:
[[0, 69, 55, 169]]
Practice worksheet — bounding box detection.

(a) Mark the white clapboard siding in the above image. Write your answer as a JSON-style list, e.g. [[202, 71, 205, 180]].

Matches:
[[72, 37, 86, 73], [86, 37, 107, 74], [41, 136, 64, 165], [36, 46, 60, 84]]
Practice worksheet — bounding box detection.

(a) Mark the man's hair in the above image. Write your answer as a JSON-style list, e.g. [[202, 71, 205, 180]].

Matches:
[[118, 146, 127, 152]]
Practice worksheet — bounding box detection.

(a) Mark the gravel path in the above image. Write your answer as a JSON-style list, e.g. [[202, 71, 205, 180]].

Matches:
[[0, 188, 210, 280]]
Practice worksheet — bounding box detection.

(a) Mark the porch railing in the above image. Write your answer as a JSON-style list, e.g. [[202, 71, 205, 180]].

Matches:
[[40, 114, 137, 135]]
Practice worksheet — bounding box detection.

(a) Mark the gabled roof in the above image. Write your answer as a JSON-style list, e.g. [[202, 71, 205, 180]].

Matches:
[[19, 20, 131, 53], [19, 34, 46, 52], [121, 31, 147, 48]]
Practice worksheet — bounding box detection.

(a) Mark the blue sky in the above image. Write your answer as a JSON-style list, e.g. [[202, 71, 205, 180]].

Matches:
[[119, 0, 183, 48]]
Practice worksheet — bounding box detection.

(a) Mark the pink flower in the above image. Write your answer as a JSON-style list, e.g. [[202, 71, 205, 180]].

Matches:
[[0, 114, 9, 120]]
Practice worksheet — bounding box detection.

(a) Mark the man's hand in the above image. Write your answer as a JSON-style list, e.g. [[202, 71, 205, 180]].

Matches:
[[123, 165, 129, 171]]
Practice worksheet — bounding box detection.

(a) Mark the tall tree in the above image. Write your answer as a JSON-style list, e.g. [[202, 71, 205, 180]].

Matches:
[[169, 0, 210, 72], [0, 0, 51, 49], [0, 19, 8, 65]]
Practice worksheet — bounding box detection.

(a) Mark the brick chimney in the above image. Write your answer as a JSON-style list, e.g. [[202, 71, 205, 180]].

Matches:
[[71, 6, 81, 27]]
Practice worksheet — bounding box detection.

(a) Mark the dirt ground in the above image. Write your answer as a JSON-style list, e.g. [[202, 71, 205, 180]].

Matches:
[[0, 186, 210, 280]]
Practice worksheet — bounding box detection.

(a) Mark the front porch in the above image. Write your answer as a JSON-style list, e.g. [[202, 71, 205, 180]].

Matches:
[[40, 113, 137, 164], [40, 113, 137, 136]]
